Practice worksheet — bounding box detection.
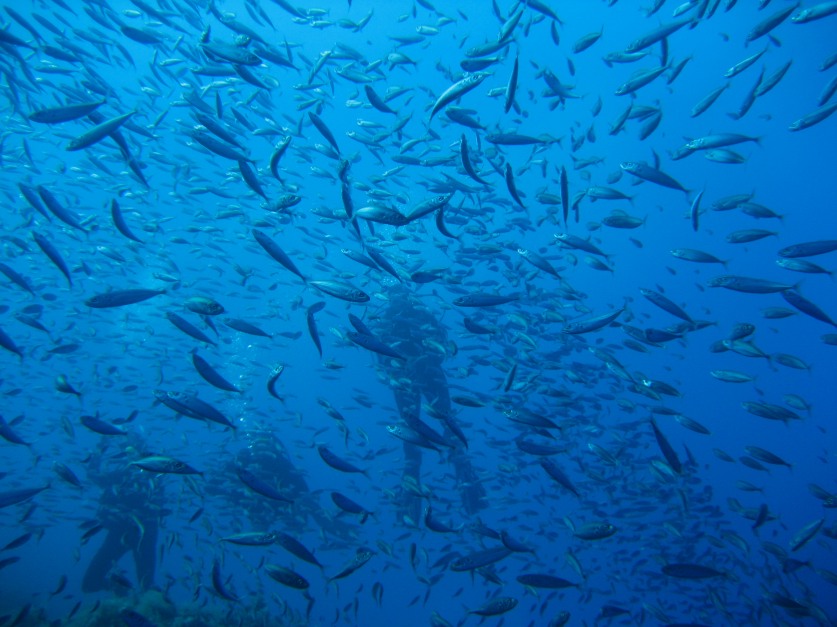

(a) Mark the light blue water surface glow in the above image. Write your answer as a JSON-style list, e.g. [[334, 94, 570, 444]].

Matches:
[[0, 0, 836, 625]]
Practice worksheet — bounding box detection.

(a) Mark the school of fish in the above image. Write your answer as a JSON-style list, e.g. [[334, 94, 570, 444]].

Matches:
[[0, 0, 836, 625]]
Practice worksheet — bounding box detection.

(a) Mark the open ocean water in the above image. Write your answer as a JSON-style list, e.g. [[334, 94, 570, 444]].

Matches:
[[0, 0, 836, 625]]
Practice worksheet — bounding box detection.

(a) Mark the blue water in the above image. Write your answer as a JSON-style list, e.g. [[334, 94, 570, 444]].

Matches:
[[1, 0, 836, 625]]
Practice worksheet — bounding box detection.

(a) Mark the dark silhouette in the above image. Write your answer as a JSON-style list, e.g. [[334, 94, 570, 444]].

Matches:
[[207, 431, 357, 542], [372, 286, 486, 523], [82, 439, 165, 593]]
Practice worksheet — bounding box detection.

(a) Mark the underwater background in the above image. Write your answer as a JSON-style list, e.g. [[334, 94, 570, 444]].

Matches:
[[0, 0, 836, 625]]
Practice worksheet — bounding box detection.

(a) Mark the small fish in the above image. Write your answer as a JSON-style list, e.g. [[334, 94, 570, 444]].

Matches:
[[517, 573, 578, 589], [573, 521, 617, 540], [237, 468, 293, 503], [330, 492, 372, 523], [184, 296, 225, 316], [662, 563, 725, 579], [469, 597, 518, 617], [0, 485, 49, 509], [453, 293, 519, 307], [318, 446, 367, 475], [274, 532, 323, 569], [192, 352, 241, 393], [28, 100, 105, 123], [265, 564, 309, 589], [131, 456, 202, 475], [85, 289, 165, 308], [310, 280, 369, 303], [430, 73, 490, 121], [563, 308, 625, 334], [328, 549, 374, 581], [66, 111, 135, 151], [450, 547, 512, 571], [221, 532, 277, 546], [708, 276, 795, 293]]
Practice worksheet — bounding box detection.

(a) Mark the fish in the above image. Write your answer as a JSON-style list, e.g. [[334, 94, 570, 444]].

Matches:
[[670, 248, 728, 265], [158, 390, 235, 428], [85, 289, 166, 308], [191, 129, 251, 161], [66, 111, 136, 151], [517, 573, 578, 589], [789, 518, 824, 552], [308, 112, 340, 155], [782, 290, 837, 327], [223, 318, 271, 338], [459, 134, 490, 184], [540, 459, 580, 497], [726, 229, 778, 244], [0, 486, 49, 509], [236, 468, 293, 503], [742, 401, 802, 423], [746, 3, 800, 41], [554, 233, 610, 257], [130, 456, 202, 475], [211, 559, 239, 602], [0, 325, 24, 360], [788, 102, 837, 132], [165, 313, 216, 346], [265, 564, 310, 590], [266, 365, 285, 402], [662, 563, 725, 579], [328, 549, 374, 581], [429, 72, 490, 121], [423, 506, 461, 533], [274, 532, 323, 569], [745, 446, 792, 468], [711, 370, 756, 383], [252, 229, 306, 282], [707, 276, 796, 293], [0, 3, 830, 624], [110, 199, 144, 243], [778, 239, 837, 258], [365, 85, 396, 114], [650, 418, 682, 474], [28, 100, 106, 124], [309, 280, 370, 303], [184, 297, 225, 316], [450, 547, 513, 571], [620, 162, 687, 193], [690, 190, 704, 231], [221, 532, 277, 546], [705, 149, 746, 164], [640, 288, 693, 322], [80, 414, 126, 436], [625, 18, 693, 52], [724, 47, 768, 78], [347, 331, 405, 360], [318, 446, 367, 476], [563, 307, 625, 334], [573, 521, 617, 540], [791, 1, 837, 23], [691, 84, 730, 117], [53, 462, 82, 488], [0, 414, 28, 446], [469, 597, 518, 616], [504, 163, 526, 208], [453, 293, 519, 307], [615, 65, 671, 96], [192, 352, 241, 393], [330, 492, 372, 523], [36, 187, 86, 232], [573, 29, 603, 53]]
